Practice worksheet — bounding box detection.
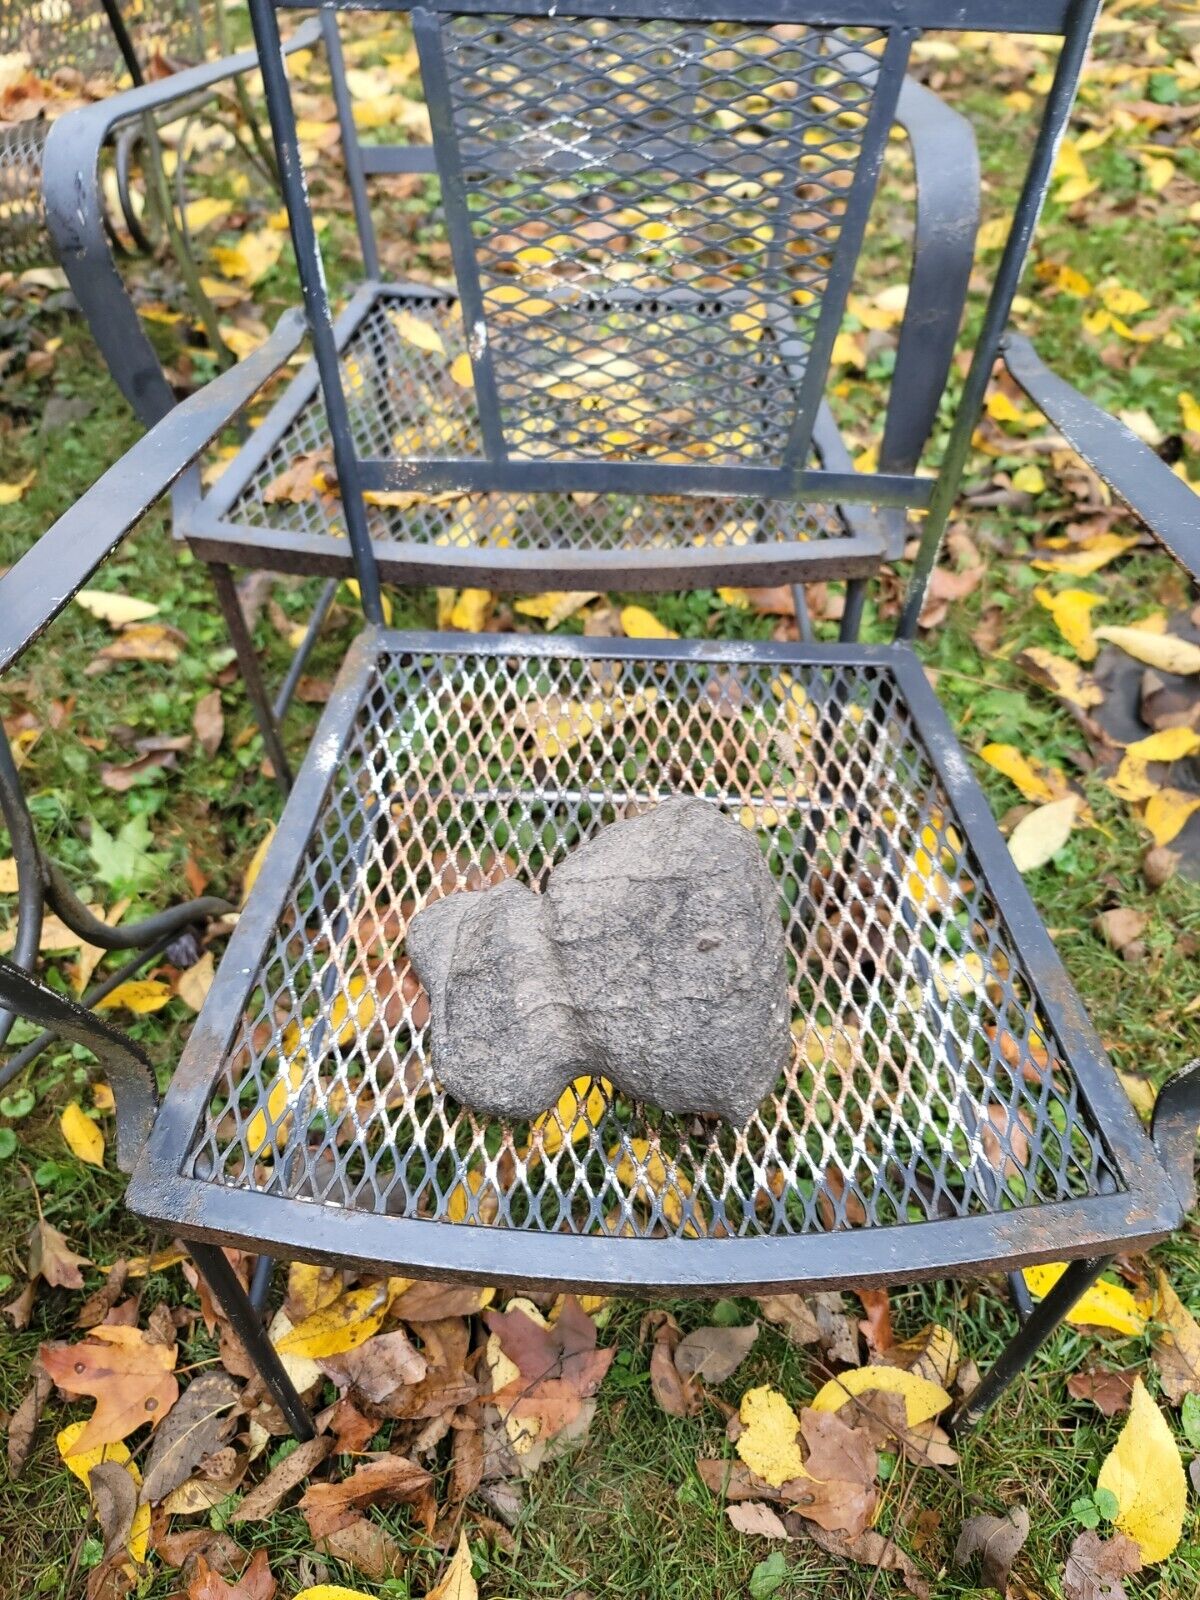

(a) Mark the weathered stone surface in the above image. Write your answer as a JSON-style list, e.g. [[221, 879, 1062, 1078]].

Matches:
[[406, 798, 790, 1125]]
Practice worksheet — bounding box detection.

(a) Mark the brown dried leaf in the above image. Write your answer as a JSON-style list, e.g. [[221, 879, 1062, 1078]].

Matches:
[[674, 1322, 758, 1385], [318, 1327, 428, 1403], [228, 1435, 332, 1523], [29, 1218, 91, 1289], [186, 1547, 276, 1600], [1062, 1530, 1142, 1600], [785, 1409, 877, 1536], [757, 1295, 821, 1347], [77, 1261, 130, 1329], [641, 1310, 699, 1418], [953, 1505, 1030, 1592], [140, 1371, 240, 1505], [1150, 1269, 1200, 1404], [299, 1452, 433, 1540], [487, 1296, 616, 1439], [316, 1514, 406, 1580], [6, 1359, 52, 1478], [193, 690, 224, 758], [1096, 908, 1150, 955], [90, 1460, 138, 1565], [1067, 1367, 1138, 1416], [41, 1326, 178, 1452], [797, 1521, 930, 1599], [854, 1290, 893, 1355], [727, 1501, 790, 1539], [392, 1280, 495, 1320]]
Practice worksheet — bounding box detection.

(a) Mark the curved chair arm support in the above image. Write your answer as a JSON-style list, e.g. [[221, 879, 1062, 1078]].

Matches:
[[0, 307, 306, 676], [883, 76, 981, 475], [41, 17, 322, 427], [0, 957, 157, 1173], [1151, 1060, 1200, 1214], [1003, 333, 1200, 582], [42, 859, 233, 949]]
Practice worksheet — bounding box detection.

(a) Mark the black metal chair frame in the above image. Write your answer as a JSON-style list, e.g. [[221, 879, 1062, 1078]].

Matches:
[[3, 0, 1200, 1451]]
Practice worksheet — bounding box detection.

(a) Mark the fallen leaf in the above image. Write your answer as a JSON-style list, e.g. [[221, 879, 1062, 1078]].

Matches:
[[193, 690, 224, 757], [1067, 1367, 1138, 1416], [318, 1326, 427, 1403], [187, 1547, 276, 1600], [513, 591, 599, 628], [1031, 534, 1140, 576], [642, 1310, 700, 1418], [881, 1324, 959, 1388], [176, 952, 216, 1013], [94, 979, 173, 1015], [1022, 1264, 1147, 1335], [242, 825, 276, 901], [1016, 646, 1104, 708], [1093, 627, 1200, 676], [90, 623, 182, 666], [316, 1515, 406, 1580], [1150, 1270, 1200, 1404], [448, 588, 493, 631], [57, 1421, 150, 1564], [1062, 1530, 1142, 1600], [0, 469, 37, 504], [29, 1218, 90, 1289], [75, 591, 159, 627], [1035, 587, 1106, 660], [1007, 795, 1080, 872], [425, 1530, 478, 1600], [954, 1506, 1030, 1592], [41, 1326, 179, 1451], [674, 1323, 758, 1384], [1096, 907, 1149, 954], [800, 1523, 930, 1599], [139, 1371, 240, 1505], [981, 742, 1070, 804], [620, 604, 677, 640], [809, 1365, 951, 1428], [229, 1435, 333, 1523], [60, 1102, 105, 1167], [90, 1458, 138, 1566], [728, 1502, 790, 1539], [211, 232, 285, 285], [393, 308, 445, 356], [757, 1296, 821, 1347], [275, 1281, 395, 1360], [1143, 788, 1200, 847], [789, 1408, 877, 1535], [486, 1295, 615, 1439], [300, 1453, 430, 1540], [1096, 1377, 1186, 1563], [735, 1386, 807, 1487], [391, 1280, 493, 1319]]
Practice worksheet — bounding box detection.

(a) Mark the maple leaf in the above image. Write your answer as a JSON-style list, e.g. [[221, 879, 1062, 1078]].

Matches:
[[41, 1326, 179, 1452], [486, 1295, 615, 1437], [188, 1548, 276, 1600]]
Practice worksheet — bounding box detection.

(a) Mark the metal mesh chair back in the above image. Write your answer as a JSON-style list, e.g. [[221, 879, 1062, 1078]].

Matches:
[[416, 15, 905, 470], [0, 120, 49, 273]]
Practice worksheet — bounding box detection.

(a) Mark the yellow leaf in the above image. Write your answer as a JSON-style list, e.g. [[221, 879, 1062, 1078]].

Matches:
[[393, 308, 445, 357], [1100, 283, 1150, 317], [175, 951, 215, 1013], [1034, 587, 1105, 661], [1022, 1263, 1147, 1335], [532, 1077, 611, 1156], [275, 1280, 395, 1358], [985, 391, 1035, 428], [1018, 647, 1103, 708], [449, 352, 474, 387], [1093, 627, 1200, 676], [1141, 155, 1175, 194], [210, 230, 284, 285], [1179, 392, 1200, 435], [977, 217, 1011, 252], [1011, 464, 1046, 495], [426, 1531, 479, 1600], [735, 1385, 808, 1487], [0, 469, 36, 505], [1031, 534, 1140, 576], [809, 1365, 952, 1426], [74, 591, 159, 627], [342, 577, 393, 626], [513, 591, 598, 627], [448, 588, 493, 632], [980, 743, 1068, 804], [286, 1262, 344, 1321], [612, 1138, 701, 1235], [1124, 728, 1200, 763], [717, 586, 751, 608], [1096, 1377, 1185, 1563], [57, 1422, 150, 1565], [245, 1053, 305, 1158], [182, 196, 233, 232], [1007, 795, 1080, 873], [294, 1589, 376, 1600], [243, 823, 276, 902], [1144, 789, 1200, 847], [94, 979, 172, 1015], [620, 605, 677, 640], [60, 1103, 105, 1168]]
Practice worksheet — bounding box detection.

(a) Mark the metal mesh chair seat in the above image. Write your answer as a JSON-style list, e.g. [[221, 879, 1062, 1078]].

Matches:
[[132, 630, 1170, 1291], [199, 286, 891, 585], [0, 119, 49, 273]]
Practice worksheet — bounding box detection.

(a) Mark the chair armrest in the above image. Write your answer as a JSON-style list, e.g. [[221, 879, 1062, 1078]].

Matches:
[[40, 17, 322, 427], [0, 309, 306, 676], [883, 76, 981, 475], [1003, 332, 1200, 582]]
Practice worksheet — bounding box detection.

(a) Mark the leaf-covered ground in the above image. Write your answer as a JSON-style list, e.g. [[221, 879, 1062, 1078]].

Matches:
[[2, 5, 1200, 1597]]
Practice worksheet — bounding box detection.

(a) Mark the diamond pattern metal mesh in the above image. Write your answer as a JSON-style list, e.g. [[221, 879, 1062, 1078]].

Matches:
[[0, 0, 205, 76], [432, 16, 888, 464], [0, 119, 49, 273], [187, 641, 1118, 1239], [229, 293, 846, 550]]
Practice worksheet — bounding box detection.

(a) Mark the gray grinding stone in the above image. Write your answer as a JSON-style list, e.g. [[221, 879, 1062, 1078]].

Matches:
[[405, 798, 791, 1126]]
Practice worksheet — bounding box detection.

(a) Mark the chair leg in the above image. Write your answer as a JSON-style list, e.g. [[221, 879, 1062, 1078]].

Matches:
[[209, 563, 294, 795], [839, 577, 867, 642], [949, 1255, 1113, 1432], [190, 1240, 315, 1441]]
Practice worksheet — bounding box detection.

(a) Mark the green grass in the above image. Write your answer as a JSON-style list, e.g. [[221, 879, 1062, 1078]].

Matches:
[[3, 10, 1200, 1598]]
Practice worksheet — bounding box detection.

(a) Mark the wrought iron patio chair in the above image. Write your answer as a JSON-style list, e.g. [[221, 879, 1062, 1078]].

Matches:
[[3, 0, 1200, 1449], [156, 8, 981, 790]]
